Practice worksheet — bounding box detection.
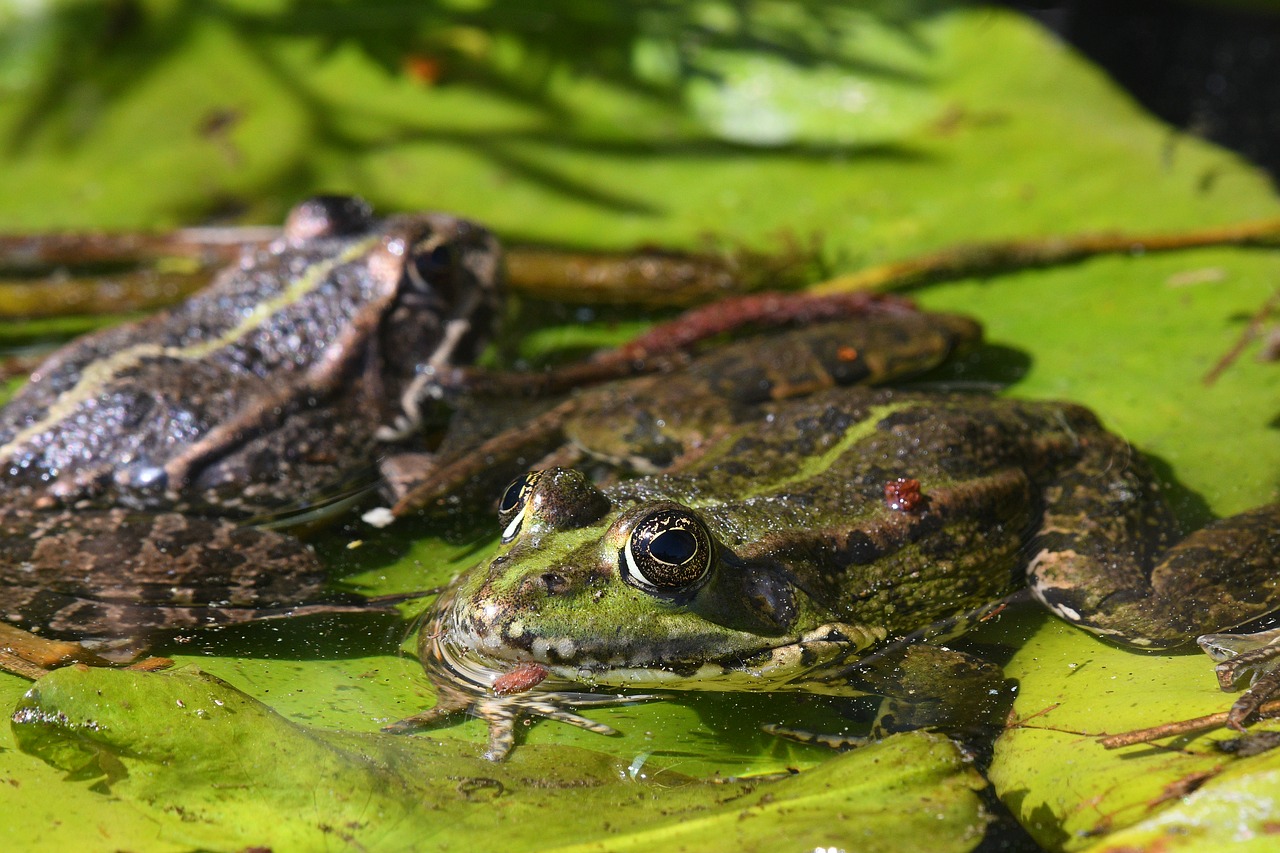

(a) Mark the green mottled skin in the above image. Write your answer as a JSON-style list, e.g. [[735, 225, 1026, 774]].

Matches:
[[397, 312, 1280, 759]]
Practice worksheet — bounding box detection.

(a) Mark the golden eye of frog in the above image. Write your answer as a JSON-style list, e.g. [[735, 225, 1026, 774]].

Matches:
[[390, 312, 1280, 760], [0, 196, 502, 672]]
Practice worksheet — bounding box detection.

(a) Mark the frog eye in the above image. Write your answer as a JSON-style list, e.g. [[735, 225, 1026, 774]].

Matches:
[[621, 508, 714, 595], [407, 242, 456, 293], [497, 471, 542, 543]]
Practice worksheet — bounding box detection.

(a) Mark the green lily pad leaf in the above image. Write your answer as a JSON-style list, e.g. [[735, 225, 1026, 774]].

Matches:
[[680, 9, 941, 148], [988, 612, 1280, 851], [1077, 744, 1280, 853], [9, 666, 989, 852]]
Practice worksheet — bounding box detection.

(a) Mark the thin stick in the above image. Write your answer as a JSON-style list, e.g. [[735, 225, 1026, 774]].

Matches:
[[811, 218, 1280, 295], [0, 270, 214, 319], [3, 216, 1279, 317], [0, 226, 277, 269], [1203, 289, 1280, 385], [1100, 699, 1280, 749]]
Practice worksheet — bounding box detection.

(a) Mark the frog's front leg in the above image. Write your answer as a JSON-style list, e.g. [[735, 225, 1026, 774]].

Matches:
[[385, 679, 643, 761], [384, 658, 661, 760]]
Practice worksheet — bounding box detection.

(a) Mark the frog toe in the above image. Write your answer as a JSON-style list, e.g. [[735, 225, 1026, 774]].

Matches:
[[382, 680, 477, 734], [474, 690, 665, 759], [513, 694, 620, 736], [387, 685, 661, 760]]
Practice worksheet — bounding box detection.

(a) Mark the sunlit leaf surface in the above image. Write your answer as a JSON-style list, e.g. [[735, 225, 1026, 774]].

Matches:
[[8, 667, 988, 852]]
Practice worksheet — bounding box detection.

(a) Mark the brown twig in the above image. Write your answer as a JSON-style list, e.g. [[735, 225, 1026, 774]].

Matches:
[[811, 218, 1280, 295], [0, 226, 277, 269], [504, 243, 817, 306], [1100, 699, 1280, 749], [1203, 288, 1280, 385], [0, 270, 215, 319], [2, 216, 1278, 319]]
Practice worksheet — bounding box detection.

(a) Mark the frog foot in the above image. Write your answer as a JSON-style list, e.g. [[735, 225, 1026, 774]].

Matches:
[[1199, 627, 1280, 730], [384, 676, 662, 760]]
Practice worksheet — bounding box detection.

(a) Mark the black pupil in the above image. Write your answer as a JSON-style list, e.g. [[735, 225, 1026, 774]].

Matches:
[[648, 527, 697, 565], [499, 479, 527, 513]]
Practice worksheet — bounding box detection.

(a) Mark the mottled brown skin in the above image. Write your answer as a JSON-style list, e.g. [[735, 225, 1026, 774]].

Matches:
[[0, 196, 503, 657], [393, 308, 984, 516], [396, 314, 1280, 759], [450, 388, 1255, 667]]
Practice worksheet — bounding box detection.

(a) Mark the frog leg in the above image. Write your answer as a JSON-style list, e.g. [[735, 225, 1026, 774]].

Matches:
[[861, 644, 1010, 737], [1026, 422, 1280, 648], [0, 623, 170, 679], [1198, 627, 1280, 730], [385, 398, 579, 518], [765, 643, 1011, 749], [384, 678, 659, 761], [389, 623, 665, 759], [766, 603, 1014, 748], [401, 293, 923, 406], [1027, 433, 1280, 721]]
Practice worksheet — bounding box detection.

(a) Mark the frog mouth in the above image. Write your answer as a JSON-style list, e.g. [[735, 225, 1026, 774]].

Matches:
[[428, 604, 887, 695]]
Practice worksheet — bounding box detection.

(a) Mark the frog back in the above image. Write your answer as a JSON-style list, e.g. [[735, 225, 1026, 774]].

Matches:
[[614, 388, 1104, 637]]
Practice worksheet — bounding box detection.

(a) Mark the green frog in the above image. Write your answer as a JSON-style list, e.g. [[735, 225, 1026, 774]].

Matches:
[[0, 196, 503, 676], [389, 311, 1280, 760]]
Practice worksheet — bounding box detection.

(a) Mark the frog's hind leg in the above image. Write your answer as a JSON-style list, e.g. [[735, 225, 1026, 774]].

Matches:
[[1027, 436, 1280, 724], [1028, 451, 1280, 648], [0, 623, 169, 679]]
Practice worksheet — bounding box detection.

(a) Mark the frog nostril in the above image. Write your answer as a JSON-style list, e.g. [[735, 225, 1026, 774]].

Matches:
[[541, 572, 568, 595]]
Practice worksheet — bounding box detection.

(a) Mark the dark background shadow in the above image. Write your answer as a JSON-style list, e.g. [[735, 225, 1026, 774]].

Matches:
[[1002, 0, 1280, 184]]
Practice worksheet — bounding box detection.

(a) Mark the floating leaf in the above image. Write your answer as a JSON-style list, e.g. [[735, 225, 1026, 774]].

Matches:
[[989, 613, 1280, 851], [8, 666, 989, 852]]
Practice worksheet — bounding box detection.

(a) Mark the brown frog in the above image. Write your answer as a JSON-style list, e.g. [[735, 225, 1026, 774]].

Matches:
[[0, 195, 502, 674]]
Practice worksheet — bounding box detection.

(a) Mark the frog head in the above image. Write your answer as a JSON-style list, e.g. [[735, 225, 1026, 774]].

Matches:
[[426, 467, 884, 693]]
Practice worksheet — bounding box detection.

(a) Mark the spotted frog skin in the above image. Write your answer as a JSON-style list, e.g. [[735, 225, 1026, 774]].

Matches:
[[392, 312, 1280, 759], [0, 196, 502, 668]]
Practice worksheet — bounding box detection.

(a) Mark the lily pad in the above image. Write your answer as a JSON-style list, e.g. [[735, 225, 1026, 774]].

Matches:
[[0, 1, 1277, 850], [988, 611, 1280, 851], [7, 666, 989, 852]]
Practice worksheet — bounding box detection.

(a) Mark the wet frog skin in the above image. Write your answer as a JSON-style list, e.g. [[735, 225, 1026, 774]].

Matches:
[[394, 313, 1280, 759], [0, 196, 502, 669]]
